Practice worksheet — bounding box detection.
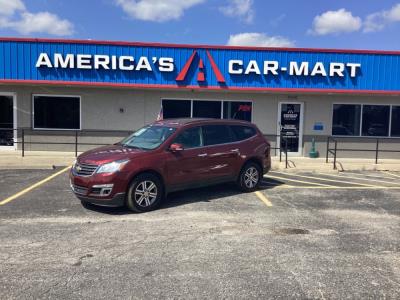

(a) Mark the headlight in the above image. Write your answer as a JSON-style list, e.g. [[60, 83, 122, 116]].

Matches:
[[72, 159, 77, 168], [96, 159, 129, 174]]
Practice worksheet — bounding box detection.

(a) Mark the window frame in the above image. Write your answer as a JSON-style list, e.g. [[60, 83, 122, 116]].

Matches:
[[230, 125, 257, 142], [32, 94, 82, 131], [201, 124, 235, 147], [160, 99, 192, 119], [331, 103, 362, 137], [192, 100, 223, 119], [170, 124, 253, 151], [390, 105, 400, 137], [0, 92, 17, 150], [172, 126, 203, 149], [161, 98, 253, 122], [331, 103, 399, 138]]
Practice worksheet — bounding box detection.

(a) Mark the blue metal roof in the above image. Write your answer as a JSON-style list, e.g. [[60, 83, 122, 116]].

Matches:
[[0, 38, 399, 93]]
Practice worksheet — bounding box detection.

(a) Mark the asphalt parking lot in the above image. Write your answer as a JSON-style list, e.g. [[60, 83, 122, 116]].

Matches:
[[1, 168, 400, 299]]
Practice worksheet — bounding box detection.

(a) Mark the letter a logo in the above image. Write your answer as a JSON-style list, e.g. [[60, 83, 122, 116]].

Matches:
[[176, 50, 225, 84]]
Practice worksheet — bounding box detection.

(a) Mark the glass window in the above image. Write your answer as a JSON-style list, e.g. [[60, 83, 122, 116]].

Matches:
[[391, 106, 400, 137], [0, 96, 13, 146], [202, 125, 232, 146], [231, 125, 256, 141], [223, 101, 252, 121], [332, 104, 361, 136], [362, 105, 390, 136], [162, 99, 253, 122], [173, 127, 202, 149], [120, 125, 176, 150], [162, 99, 191, 119], [193, 101, 221, 118], [33, 95, 80, 130]]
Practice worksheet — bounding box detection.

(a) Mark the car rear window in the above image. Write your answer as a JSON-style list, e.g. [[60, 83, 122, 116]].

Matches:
[[202, 125, 233, 146], [230, 125, 257, 141]]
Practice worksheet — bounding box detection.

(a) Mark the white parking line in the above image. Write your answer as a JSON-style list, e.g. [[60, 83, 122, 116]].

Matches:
[[273, 186, 400, 190], [343, 171, 399, 181], [383, 171, 400, 179], [270, 171, 379, 188], [316, 172, 400, 186]]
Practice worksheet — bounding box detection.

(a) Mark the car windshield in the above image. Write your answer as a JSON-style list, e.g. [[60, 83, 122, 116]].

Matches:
[[120, 125, 176, 150]]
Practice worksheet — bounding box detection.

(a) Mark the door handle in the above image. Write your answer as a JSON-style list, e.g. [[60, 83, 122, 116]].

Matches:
[[198, 153, 208, 157], [230, 149, 240, 153]]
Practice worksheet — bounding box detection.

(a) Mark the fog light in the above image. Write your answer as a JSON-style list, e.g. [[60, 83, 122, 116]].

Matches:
[[91, 184, 114, 196]]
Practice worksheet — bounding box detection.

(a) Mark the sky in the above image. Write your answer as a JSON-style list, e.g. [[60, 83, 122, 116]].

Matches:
[[1, 0, 400, 50]]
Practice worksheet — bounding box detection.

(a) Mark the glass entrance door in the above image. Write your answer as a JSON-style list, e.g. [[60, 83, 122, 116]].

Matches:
[[278, 102, 303, 156], [0, 95, 14, 148]]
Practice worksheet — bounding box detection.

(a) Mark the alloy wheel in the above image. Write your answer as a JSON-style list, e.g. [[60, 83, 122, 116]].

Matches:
[[244, 166, 259, 188], [134, 180, 158, 207]]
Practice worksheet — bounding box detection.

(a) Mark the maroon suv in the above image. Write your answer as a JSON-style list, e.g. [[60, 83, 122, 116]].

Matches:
[[70, 119, 271, 212]]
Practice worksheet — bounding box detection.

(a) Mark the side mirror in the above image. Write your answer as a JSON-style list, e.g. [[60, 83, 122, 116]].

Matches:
[[169, 143, 184, 152]]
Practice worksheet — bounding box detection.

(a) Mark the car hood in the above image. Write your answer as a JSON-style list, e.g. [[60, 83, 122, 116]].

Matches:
[[78, 144, 145, 165]]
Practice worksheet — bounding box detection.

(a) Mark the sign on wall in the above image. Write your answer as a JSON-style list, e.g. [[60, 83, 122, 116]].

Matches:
[[1, 38, 400, 93]]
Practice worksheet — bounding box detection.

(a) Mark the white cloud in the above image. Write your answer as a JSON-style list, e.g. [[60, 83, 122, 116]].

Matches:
[[115, 0, 205, 22], [387, 3, 400, 21], [364, 3, 400, 33], [9, 12, 74, 36], [0, 0, 25, 16], [220, 0, 254, 24], [0, 0, 73, 36], [227, 32, 295, 47], [309, 8, 362, 35]]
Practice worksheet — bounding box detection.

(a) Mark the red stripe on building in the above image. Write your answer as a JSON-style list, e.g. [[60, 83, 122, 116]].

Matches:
[[206, 50, 225, 83], [176, 51, 197, 81]]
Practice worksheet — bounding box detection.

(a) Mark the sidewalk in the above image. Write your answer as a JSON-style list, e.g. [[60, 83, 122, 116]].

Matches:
[[1, 150, 400, 172], [0, 151, 76, 169]]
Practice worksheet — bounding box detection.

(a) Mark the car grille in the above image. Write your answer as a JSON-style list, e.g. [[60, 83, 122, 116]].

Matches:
[[74, 163, 98, 177], [71, 184, 88, 195]]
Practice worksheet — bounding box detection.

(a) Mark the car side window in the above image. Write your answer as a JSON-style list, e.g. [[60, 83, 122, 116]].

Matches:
[[173, 127, 202, 149], [202, 125, 233, 146], [230, 125, 257, 141]]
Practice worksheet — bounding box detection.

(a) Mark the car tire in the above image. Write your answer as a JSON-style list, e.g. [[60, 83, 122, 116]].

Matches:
[[126, 173, 164, 213], [238, 162, 262, 192]]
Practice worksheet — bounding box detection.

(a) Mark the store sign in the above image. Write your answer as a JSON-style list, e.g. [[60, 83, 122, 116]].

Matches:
[[36, 53, 175, 72], [228, 60, 361, 77], [35, 52, 361, 80], [3, 38, 399, 92]]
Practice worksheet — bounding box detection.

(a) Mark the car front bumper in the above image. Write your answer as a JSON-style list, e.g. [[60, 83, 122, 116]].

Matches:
[[70, 169, 128, 207], [73, 192, 126, 207]]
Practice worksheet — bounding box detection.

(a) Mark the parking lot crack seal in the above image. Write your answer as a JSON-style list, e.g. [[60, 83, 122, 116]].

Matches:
[[72, 253, 94, 266]]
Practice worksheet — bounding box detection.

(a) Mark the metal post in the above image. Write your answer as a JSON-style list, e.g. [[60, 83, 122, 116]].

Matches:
[[285, 138, 288, 169], [75, 131, 78, 157], [326, 136, 330, 163], [21, 129, 25, 157], [375, 138, 379, 164], [333, 140, 337, 170], [279, 135, 282, 162]]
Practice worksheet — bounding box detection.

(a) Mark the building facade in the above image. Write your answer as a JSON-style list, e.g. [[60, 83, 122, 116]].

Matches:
[[0, 37, 399, 158]]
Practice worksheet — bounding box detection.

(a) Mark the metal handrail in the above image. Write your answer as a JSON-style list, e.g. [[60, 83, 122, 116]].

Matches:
[[0, 128, 298, 163], [0, 128, 133, 157], [2, 129, 398, 169], [326, 136, 338, 169], [326, 136, 400, 169]]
